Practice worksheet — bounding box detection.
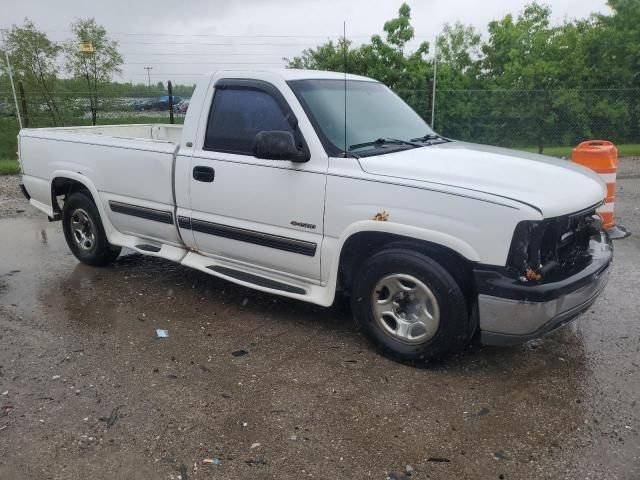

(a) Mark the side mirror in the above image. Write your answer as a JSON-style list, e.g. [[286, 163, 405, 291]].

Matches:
[[253, 131, 308, 162]]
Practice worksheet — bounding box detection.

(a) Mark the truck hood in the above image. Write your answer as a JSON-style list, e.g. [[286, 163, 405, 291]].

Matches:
[[357, 141, 606, 217]]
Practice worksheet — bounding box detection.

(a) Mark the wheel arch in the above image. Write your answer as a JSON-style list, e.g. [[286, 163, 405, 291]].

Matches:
[[49, 171, 118, 242], [334, 224, 479, 301], [50, 174, 97, 218]]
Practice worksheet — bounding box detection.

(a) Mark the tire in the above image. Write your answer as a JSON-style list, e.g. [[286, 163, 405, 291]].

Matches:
[[351, 248, 469, 364], [62, 191, 121, 266]]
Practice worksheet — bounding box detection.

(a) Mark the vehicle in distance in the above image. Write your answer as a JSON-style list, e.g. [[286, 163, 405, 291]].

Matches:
[[18, 70, 613, 363], [131, 95, 182, 112]]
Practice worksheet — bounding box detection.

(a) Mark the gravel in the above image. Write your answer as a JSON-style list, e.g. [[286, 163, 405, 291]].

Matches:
[[0, 175, 38, 219]]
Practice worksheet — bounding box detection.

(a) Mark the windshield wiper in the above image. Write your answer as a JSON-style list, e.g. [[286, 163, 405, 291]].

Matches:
[[349, 137, 422, 151], [410, 133, 449, 143]]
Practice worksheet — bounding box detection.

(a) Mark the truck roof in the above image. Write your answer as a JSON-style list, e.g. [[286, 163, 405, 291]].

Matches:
[[205, 68, 377, 82]]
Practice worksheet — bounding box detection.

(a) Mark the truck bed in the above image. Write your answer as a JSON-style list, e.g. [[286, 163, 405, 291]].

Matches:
[[20, 123, 183, 144], [19, 123, 183, 247]]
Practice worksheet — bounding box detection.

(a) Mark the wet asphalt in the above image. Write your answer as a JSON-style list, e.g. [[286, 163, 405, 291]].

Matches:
[[0, 172, 639, 480]]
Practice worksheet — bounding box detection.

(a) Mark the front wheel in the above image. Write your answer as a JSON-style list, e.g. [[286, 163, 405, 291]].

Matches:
[[351, 248, 470, 364], [62, 192, 121, 266]]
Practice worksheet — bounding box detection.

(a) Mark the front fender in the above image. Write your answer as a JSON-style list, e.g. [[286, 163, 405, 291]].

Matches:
[[317, 220, 481, 306], [339, 220, 480, 262]]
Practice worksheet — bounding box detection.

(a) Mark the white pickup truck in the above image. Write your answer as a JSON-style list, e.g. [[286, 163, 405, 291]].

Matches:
[[17, 69, 613, 363]]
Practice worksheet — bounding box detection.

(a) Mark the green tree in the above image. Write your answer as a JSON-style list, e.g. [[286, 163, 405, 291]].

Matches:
[[64, 18, 123, 125], [287, 3, 432, 119], [286, 38, 363, 73], [589, 1, 640, 140], [481, 3, 589, 151], [1, 19, 61, 125], [437, 22, 481, 74], [432, 22, 483, 137]]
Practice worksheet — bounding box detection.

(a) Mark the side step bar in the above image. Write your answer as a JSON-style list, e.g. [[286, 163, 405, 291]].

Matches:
[[136, 244, 162, 253], [207, 266, 306, 295]]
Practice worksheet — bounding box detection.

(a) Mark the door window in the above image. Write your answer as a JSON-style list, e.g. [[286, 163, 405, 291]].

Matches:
[[204, 87, 294, 154]]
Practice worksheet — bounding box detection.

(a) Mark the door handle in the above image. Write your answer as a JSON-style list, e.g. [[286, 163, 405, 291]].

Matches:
[[193, 166, 215, 182]]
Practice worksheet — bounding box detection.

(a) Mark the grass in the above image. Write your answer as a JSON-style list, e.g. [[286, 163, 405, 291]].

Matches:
[[520, 144, 640, 158], [0, 159, 20, 175]]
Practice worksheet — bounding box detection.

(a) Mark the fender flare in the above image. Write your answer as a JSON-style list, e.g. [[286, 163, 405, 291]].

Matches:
[[50, 170, 120, 242], [319, 220, 481, 306]]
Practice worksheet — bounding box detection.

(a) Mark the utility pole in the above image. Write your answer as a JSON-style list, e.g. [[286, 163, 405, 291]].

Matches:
[[1, 28, 22, 129], [431, 35, 438, 129], [144, 66, 153, 88]]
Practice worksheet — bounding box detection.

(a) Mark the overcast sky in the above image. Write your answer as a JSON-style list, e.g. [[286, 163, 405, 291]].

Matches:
[[2, 0, 611, 85]]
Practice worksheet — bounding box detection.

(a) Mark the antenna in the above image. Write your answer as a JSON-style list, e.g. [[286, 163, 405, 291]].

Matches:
[[343, 20, 347, 157]]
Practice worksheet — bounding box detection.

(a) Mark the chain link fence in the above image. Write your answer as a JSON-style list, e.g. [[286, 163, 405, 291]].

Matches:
[[0, 87, 191, 158], [2, 86, 640, 159], [398, 88, 640, 152]]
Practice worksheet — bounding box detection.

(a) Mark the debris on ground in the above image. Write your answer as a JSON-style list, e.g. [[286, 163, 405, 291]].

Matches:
[[232, 349, 249, 357], [427, 457, 451, 463], [250, 442, 261, 449], [179, 463, 188, 480], [475, 407, 490, 417], [202, 458, 221, 466], [244, 457, 267, 466], [155, 329, 169, 339], [493, 451, 508, 460], [405, 464, 414, 475], [388, 472, 410, 480], [99, 405, 124, 428]]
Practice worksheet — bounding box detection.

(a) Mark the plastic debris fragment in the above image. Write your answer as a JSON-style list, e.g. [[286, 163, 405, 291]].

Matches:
[[155, 329, 169, 339]]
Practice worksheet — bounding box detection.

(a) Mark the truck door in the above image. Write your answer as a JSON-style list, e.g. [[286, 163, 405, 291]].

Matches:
[[187, 78, 327, 281]]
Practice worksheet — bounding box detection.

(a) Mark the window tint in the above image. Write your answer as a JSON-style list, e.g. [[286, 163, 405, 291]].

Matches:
[[204, 88, 293, 154]]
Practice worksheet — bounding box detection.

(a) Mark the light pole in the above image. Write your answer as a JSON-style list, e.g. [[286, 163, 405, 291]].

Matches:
[[80, 42, 97, 125], [144, 66, 153, 88], [1, 29, 22, 129]]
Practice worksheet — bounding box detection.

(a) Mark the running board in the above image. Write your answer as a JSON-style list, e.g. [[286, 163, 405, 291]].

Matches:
[[207, 266, 306, 295], [136, 244, 162, 253]]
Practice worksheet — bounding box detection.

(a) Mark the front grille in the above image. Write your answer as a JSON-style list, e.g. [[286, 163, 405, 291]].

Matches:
[[507, 205, 601, 283]]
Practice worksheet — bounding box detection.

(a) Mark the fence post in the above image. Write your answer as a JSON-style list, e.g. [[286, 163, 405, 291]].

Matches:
[[431, 35, 438, 129], [168, 80, 174, 124], [426, 78, 433, 122], [18, 80, 29, 128]]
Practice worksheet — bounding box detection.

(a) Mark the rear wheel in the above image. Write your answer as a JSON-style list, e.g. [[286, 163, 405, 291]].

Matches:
[[351, 248, 469, 363], [62, 192, 121, 266]]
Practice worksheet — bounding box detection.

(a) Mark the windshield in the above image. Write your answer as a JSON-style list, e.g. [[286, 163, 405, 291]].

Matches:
[[288, 79, 434, 155]]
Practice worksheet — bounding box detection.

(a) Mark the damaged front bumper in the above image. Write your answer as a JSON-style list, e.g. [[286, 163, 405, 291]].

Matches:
[[475, 230, 613, 346]]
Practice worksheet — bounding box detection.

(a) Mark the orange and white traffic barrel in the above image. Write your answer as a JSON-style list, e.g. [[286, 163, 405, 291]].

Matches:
[[572, 140, 630, 239]]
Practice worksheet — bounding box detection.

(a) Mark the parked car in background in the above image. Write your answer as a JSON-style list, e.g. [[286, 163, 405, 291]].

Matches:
[[174, 99, 190, 115], [131, 95, 182, 112]]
